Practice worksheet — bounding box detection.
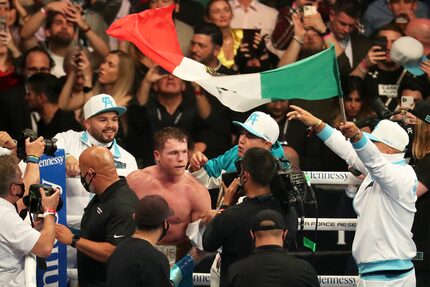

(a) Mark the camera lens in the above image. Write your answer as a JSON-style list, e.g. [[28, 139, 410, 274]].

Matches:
[[43, 138, 57, 156]]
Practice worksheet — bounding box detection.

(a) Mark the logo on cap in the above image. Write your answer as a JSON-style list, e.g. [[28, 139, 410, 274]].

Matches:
[[102, 96, 114, 109]]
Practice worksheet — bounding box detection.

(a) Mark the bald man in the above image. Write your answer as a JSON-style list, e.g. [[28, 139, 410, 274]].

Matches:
[[56, 146, 139, 287], [406, 18, 430, 55]]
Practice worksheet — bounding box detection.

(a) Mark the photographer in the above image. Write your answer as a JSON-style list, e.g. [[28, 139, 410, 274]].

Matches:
[[0, 153, 60, 286], [203, 147, 298, 287], [0, 131, 52, 213], [288, 105, 417, 286]]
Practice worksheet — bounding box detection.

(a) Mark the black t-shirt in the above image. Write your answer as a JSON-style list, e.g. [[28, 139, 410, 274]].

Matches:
[[78, 178, 139, 287], [362, 67, 403, 110], [37, 108, 82, 138], [412, 153, 430, 271], [203, 195, 298, 287], [106, 237, 171, 287], [228, 245, 320, 287]]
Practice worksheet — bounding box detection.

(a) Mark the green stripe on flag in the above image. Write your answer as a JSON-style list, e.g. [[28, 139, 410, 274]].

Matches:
[[260, 45, 342, 101]]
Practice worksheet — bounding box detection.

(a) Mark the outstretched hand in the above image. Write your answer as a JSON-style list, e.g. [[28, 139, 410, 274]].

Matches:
[[287, 105, 322, 127]]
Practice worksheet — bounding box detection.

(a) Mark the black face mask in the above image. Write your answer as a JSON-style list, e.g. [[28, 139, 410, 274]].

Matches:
[[80, 172, 95, 193], [159, 221, 169, 242]]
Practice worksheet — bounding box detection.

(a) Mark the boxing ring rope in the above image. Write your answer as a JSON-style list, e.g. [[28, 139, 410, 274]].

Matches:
[[192, 273, 360, 286], [192, 171, 362, 287], [24, 172, 362, 287]]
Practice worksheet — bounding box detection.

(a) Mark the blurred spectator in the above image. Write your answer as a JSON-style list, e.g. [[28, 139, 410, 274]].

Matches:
[[204, 0, 242, 69], [331, 0, 373, 71], [405, 18, 430, 55], [20, 1, 109, 77], [148, 0, 194, 55], [361, 0, 429, 37], [350, 24, 405, 110], [0, 46, 54, 139], [25, 73, 82, 138], [126, 70, 213, 167], [228, 0, 282, 58], [333, 76, 374, 126], [190, 22, 235, 74], [271, 0, 320, 51]]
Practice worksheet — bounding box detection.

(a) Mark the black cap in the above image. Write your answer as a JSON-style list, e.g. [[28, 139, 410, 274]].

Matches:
[[251, 209, 286, 231], [135, 195, 174, 226], [411, 101, 430, 124]]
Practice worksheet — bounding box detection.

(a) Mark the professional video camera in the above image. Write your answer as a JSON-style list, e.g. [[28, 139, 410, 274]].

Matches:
[[221, 158, 312, 207], [23, 184, 63, 214], [356, 97, 401, 129], [16, 129, 57, 160], [270, 159, 312, 207]]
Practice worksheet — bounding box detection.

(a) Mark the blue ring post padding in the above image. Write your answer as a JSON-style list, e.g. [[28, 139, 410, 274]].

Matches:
[[169, 264, 183, 287]]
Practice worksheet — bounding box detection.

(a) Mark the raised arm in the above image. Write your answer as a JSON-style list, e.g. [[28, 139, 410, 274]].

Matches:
[[278, 13, 306, 67]]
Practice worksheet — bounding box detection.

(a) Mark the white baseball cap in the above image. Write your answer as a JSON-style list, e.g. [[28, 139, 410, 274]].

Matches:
[[233, 111, 279, 144], [364, 120, 409, 152], [83, 94, 127, 120], [390, 36, 428, 76]]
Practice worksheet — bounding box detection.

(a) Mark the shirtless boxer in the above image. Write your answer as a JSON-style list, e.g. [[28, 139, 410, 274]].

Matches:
[[127, 127, 211, 249]]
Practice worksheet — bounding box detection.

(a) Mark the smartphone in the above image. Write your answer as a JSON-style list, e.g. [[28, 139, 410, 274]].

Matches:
[[158, 67, 169, 75], [303, 5, 317, 16], [0, 16, 6, 32], [242, 29, 260, 58], [374, 36, 387, 51], [401, 96, 415, 109]]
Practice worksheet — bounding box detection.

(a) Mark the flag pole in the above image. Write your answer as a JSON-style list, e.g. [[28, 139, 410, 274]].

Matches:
[[338, 95, 347, 123]]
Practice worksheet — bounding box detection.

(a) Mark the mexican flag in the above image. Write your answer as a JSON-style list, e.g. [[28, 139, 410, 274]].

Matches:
[[107, 5, 342, 112]]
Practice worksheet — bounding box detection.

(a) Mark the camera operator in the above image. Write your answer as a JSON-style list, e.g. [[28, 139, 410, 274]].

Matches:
[[203, 147, 298, 287], [0, 153, 60, 286], [288, 105, 417, 286]]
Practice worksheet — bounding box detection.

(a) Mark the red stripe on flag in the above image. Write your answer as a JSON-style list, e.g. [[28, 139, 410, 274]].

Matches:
[[106, 5, 183, 73]]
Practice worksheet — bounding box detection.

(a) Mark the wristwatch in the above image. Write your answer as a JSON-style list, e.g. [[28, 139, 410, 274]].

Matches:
[[71, 234, 80, 248]]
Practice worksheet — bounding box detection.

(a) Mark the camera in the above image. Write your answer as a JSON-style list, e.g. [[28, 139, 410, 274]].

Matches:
[[23, 184, 63, 214], [221, 159, 310, 207], [271, 159, 310, 206], [16, 129, 57, 160]]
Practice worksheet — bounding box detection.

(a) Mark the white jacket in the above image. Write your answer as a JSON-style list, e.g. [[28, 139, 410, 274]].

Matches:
[[318, 125, 417, 274]]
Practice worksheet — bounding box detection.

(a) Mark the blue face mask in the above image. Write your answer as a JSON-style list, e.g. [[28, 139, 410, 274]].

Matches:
[[80, 172, 96, 193]]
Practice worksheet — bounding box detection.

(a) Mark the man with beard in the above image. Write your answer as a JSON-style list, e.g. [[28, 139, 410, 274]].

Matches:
[[55, 146, 139, 287], [20, 1, 109, 77], [190, 23, 234, 75], [54, 94, 137, 285]]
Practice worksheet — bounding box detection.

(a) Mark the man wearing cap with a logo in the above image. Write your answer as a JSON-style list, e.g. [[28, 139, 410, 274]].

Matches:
[[189, 111, 289, 190], [53, 94, 137, 283], [106, 194, 174, 287], [228, 209, 319, 287], [288, 105, 417, 287], [55, 146, 139, 287]]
